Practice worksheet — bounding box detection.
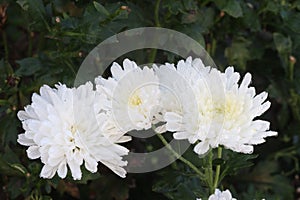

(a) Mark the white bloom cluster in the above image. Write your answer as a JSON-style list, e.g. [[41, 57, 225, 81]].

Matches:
[[17, 59, 161, 180], [18, 82, 129, 180], [95, 59, 161, 132], [197, 189, 237, 200], [17, 57, 276, 180], [157, 57, 277, 155]]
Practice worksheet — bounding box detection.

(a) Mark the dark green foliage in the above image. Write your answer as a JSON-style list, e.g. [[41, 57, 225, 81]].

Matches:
[[0, 0, 300, 199]]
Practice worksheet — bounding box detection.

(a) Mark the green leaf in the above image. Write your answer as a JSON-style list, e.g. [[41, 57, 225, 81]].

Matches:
[[0, 156, 26, 177], [162, 0, 184, 15], [284, 12, 300, 33], [15, 57, 43, 76], [28, 0, 46, 15], [182, 0, 197, 10], [3, 146, 20, 164], [273, 33, 292, 71], [215, 0, 243, 18], [241, 161, 294, 199], [179, 25, 205, 47], [75, 168, 101, 184], [93, 1, 109, 16], [89, 174, 130, 200], [220, 150, 258, 181], [295, 1, 300, 9], [225, 37, 251, 70], [0, 114, 19, 145], [16, 0, 29, 11], [273, 33, 292, 55], [7, 177, 24, 198], [264, 1, 279, 13], [153, 167, 208, 199], [241, 3, 261, 31], [9, 163, 28, 175], [45, 182, 52, 194]]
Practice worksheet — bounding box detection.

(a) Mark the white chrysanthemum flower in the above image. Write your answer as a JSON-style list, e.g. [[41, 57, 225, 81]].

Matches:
[[17, 82, 130, 180], [95, 59, 161, 132], [154, 57, 209, 133], [158, 57, 277, 155], [196, 189, 237, 200]]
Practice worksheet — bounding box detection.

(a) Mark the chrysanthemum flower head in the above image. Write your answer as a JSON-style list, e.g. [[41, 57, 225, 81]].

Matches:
[[95, 58, 161, 132], [158, 57, 277, 155], [17, 82, 130, 180], [196, 188, 237, 200], [154, 57, 209, 132]]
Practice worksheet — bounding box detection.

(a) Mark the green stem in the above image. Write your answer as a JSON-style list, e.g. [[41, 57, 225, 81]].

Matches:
[[211, 38, 217, 57], [208, 150, 214, 193], [149, 0, 161, 63], [154, 0, 161, 27], [213, 146, 223, 189], [289, 60, 294, 81], [64, 60, 76, 77], [0, 99, 9, 105], [156, 133, 205, 179], [148, 49, 157, 64]]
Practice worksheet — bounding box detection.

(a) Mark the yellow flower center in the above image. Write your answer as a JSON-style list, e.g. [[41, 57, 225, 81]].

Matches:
[[216, 97, 243, 120], [200, 93, 244, 122], [129, 92, 142, 106]]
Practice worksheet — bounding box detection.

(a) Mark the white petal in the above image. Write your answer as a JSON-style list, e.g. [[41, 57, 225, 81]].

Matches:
[[68, 159, 82, 180], [57, 161, 67, 178], [240, 73, 252, 88], [253, 92, 268, 105], [173, 131, 190, 140], [26, 146, 40, 159], [123, 58, 137, 71], [264, 131, 277, 137], [40, 164, 56, 179], [155, 124, 166, 134], [257, 101, 271, 116], [101, 160, 127, 178], [48, 146, 64, 156], [48, 156, 64, 167], [17, 110, 30, 121], [165, 112, 182, 131], [84, 156, 98, 173], [115, 136, 132, 143], [17, 134, 35, 146], [24, 131, 35, 139], [193, 142, 210, 155], [248, 137, 265, 144], [111, 62, 124, 80], [238, 145, 253, 154], [222, 189, 233, 199], [225, 67, 234, 77], [72, 150, 83, 165]]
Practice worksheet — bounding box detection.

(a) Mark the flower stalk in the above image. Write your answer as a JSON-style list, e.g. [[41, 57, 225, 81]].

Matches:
[[149, 0, 161, 63], [156, 132, 206, 179], [207, 150, 214, 193], [213, 146, 223, 189]]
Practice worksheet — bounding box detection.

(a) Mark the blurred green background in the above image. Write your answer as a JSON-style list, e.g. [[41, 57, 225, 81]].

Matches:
[[0, 0, 300, 199]]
